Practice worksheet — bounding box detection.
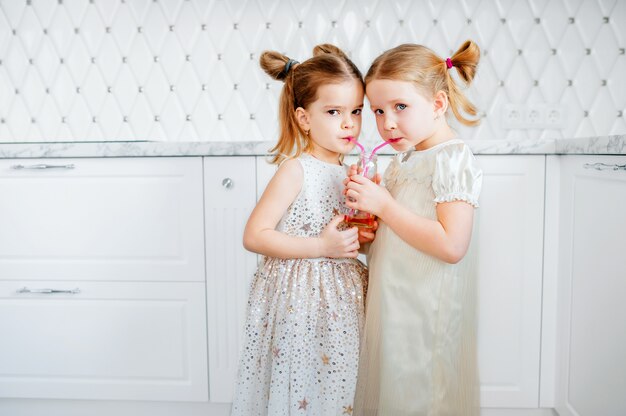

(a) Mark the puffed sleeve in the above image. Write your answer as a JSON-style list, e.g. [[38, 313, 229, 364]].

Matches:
[[431, 143, 482, 207]]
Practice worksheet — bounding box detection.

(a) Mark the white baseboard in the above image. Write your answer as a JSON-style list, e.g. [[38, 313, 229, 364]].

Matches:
[[482, 408, 558, 416], [0, 399, 231, 416]]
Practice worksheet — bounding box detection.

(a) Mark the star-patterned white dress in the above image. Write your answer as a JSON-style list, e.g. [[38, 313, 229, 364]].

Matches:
[[231, 154, 368, 416], [354, 139, 483, 416]]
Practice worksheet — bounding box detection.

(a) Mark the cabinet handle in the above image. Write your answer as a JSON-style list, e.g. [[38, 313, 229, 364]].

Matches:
[[11, 164, 75, 170], [222, 178, 234, 189], [583, 163, 626, 171], [16, 287, 81, 295]]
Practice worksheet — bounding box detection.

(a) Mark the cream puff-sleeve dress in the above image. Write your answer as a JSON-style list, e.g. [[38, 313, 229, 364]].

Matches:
[[354, 139, 483, 416]]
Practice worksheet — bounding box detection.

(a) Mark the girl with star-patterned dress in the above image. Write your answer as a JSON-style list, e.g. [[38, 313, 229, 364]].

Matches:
[[230, 44, 371, 416]]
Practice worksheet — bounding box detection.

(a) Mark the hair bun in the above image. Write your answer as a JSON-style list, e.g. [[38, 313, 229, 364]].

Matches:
[[313, 44, 349, 60], [259, 51, 294, 81]]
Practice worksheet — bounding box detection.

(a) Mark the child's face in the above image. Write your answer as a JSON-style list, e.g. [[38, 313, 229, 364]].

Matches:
[[366, 79, 438, 152], [297, 79, 364, 164]]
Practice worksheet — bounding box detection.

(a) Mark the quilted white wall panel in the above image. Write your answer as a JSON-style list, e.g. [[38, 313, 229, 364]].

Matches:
[[0, 0, 624, 144]]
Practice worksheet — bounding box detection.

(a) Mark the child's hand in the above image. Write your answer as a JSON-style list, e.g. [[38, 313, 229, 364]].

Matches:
[[358, 220, 378, 244], [318, 215, 360, 258], [343, 164, 360, 193], [343, 167, 382, 187], [344, 175, 392, 218]]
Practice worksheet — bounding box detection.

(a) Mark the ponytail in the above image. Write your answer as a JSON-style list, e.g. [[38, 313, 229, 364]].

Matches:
[[446, 40, 481, 126], [260, 51, 302, 164]]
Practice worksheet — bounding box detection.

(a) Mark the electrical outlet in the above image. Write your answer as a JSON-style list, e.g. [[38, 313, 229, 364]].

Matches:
[[502, 104, 524, 129], [501, 103, 567, 129], [545, 105, 566, 129], [526, 105, 545, 126]]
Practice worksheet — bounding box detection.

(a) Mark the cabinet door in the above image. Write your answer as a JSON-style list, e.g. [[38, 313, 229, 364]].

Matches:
[[204, 157, 258, 403], [475, 155, 545, 408], [0, 281, 208, 401], [556, 156, 626, 416], [0, 158, 204, 282]]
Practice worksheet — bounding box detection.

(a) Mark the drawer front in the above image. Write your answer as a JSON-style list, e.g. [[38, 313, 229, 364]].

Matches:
[[0, 280, 208, 401], [0, 157, 204, 281]]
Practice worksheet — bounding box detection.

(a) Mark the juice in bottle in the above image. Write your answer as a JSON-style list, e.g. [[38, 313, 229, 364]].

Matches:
[[344, 154, 377, 228]]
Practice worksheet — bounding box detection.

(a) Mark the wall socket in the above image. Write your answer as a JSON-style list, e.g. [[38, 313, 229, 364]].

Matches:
[[502, 103, 567, 129]]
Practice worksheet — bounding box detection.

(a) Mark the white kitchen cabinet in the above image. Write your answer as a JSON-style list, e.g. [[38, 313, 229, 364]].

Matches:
[[0, 157, 210, 406], [0, 280, 208, 402], [257, 155, 547, 411], [203, 157, 258, 403], [0, 158, 205, 282], [555, 156, 626, 416], [476, 155, 545, 408]]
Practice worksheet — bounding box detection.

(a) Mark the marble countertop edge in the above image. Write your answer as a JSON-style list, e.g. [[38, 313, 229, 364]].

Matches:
[[0, 135, 624, 158]]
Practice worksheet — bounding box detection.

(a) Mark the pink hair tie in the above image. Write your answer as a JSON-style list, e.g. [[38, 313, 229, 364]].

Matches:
[[446, 58, 454, 69]]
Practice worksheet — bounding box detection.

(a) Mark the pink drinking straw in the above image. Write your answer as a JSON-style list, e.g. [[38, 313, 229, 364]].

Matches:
[[345, 139, 391, 219], [345, 137, 365, 218], [361, 140, 390, 177], [346, 136, 365, 154], [369, 140, 391, 157]]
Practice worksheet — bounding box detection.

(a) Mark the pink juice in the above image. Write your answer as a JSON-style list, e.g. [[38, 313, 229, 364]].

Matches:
[[343, 212, 376, 229]]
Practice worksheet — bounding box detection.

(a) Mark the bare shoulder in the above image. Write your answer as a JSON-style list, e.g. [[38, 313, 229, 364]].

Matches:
[[277, 158, 303, 177], [262, 158, 304, 200], [270, 158, 303, 187]]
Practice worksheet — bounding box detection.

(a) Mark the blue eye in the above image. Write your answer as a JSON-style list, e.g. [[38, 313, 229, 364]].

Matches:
[[395, 103, 407, 111]]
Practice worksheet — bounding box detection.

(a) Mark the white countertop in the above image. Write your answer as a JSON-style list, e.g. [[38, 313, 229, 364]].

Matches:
[[0, 135, 625, 158]]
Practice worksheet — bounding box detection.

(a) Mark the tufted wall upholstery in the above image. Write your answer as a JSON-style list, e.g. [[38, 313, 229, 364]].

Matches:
[[0, 0, 624, 144]]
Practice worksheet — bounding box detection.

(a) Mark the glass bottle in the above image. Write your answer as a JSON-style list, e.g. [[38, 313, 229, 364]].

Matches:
[[344, 153, 377, 228]]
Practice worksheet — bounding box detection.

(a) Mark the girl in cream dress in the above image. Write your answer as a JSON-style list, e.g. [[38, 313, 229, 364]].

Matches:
[[345, 40, 483, 415]]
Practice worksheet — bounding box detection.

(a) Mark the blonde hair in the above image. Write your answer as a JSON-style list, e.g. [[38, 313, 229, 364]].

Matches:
[[260, 44, 364, 165], [365, 40, 481, 126]]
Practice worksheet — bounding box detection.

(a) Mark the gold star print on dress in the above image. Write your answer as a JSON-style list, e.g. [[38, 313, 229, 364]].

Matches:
[[298, 398, 309, 410]]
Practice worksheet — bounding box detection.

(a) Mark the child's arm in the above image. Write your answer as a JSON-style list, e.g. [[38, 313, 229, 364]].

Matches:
[[345, 175, 473, 264], [244, 159, 360, 259]]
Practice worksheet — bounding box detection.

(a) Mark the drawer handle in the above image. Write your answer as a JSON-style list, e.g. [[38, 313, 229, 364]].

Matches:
[[222, 178, 234, 189], [11, 164, 75, 170], [584, 163, 626, 171], [17, 287, 81, 295]]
